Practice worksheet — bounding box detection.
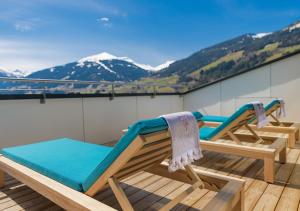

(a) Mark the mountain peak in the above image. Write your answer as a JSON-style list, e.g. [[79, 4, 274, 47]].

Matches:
[[77, 52, 172, 72], [284, 20, 300, 32], [78, 52, 118, 63], [0, 68, 14, 77], [252, 32, 272, 39], [153, 60, 174, 71]]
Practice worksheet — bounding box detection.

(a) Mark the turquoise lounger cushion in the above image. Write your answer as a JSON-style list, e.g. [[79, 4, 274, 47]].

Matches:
[[199, 104, 254, 140], [199, 126, 215, 140], [2, 138, 113, 191], [201, 115, 229, 122], [2, 111, 203, 192], [248, 99, 280, 123], [264, 99, 280, 112], [200, 100, 278, 124]]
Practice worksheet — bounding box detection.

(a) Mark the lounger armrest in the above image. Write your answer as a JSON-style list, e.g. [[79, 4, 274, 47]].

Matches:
[[204, 121, 222, 127], [200, 140, 276, 160], [269, 138, 286, 151], [247, 124, 297, 133]]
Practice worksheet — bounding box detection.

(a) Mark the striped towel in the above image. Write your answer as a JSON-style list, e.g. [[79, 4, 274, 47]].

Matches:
[[249, 101, 268, 128], [160, 112, 203, 172], [276, 99, 286, 118]]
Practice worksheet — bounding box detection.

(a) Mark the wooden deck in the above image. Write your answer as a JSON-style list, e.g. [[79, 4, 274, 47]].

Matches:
[[0, 144, 299, 211]]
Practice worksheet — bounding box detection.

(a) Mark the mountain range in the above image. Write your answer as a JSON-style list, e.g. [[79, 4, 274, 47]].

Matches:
[[155, 20, 300, 88], [0, 53, 174, 82], [1, 20, 300, 92]]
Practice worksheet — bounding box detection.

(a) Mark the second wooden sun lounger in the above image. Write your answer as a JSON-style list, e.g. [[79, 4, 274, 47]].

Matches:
[[195, 104, 287, 183], [201, 99, 299, 148], [0, 114, 245, 211]]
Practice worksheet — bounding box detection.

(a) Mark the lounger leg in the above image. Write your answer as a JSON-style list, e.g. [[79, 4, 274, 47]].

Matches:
[[108, 177, 134, 211], [231, 189, 244, 211], [0, 170, 4, 188], [264, 158, 274, 183], [288, 133, 296, 148], [296, 129, 300, 141], [279, 148, 287, 164]]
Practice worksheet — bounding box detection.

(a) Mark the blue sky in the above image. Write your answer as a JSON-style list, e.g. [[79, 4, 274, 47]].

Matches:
[[0, 0, 300, 72]]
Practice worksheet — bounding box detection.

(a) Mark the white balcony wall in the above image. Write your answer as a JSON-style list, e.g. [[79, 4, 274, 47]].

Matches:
[[0, 95, 182, 148], [183, 53, 300, 121], [1, 52, 300, 148]]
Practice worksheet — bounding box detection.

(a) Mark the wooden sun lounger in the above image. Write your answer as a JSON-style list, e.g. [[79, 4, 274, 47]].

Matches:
[[201, 109, 287, 183], [263, 101, 300, 146], [244, 100, 299, 148], [205, 121, 295, 148], [0, 126, 245, 211], [205, 101, 299, 148]]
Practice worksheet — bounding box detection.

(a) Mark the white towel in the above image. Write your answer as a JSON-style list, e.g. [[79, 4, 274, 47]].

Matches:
[[160, 112, 203, 172], [276, 99, 286, 118], [248, 101, 268, 128]]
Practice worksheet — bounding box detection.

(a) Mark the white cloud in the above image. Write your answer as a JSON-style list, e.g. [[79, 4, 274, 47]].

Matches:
[[100, 17, 109, 22], [0, 1, 125, 32], [97, 17, 112, 28], [14, 21, 34, 32]]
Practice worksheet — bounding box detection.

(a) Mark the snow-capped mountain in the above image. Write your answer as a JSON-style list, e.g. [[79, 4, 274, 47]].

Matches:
[[11, 69, 28, 78], [0, 68, 28, 78], [284, 21, 300, 32], [26, 52, 172, 82], [251, 32, 272, 39], [0, 69, 14, 77], [153, 60, 174, 71], [158, 19, 300, 85]]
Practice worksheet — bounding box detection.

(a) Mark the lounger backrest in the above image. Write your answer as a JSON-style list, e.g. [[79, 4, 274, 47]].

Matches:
[[250, 99, 280, 124], [264, 99, 281, 117], [84, 112, 203, 195], [209, 104, 256, 141]]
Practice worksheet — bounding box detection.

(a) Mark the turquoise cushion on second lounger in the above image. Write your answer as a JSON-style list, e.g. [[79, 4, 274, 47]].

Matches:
[[2, 111, 203, 192], [199, 104, 254, 140], [200, 100, 279, 124], [264, 99, 280, 112], [201, 115, 229, 123]]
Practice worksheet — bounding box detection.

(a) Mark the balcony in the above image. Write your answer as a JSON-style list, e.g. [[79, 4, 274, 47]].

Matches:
[[0, 51, 299, 211]]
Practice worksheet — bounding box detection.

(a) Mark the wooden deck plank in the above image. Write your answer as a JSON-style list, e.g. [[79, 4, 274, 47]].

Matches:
[[252, 150, 299, 211], [101, 174, 163, 209], [147, 184, 190, 211], [133, 180, 184, 210], [126, 177, 171, 205], [95, 171, 152, 202], [275, 151, 300, 211], [188, 191, 217, 210]]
